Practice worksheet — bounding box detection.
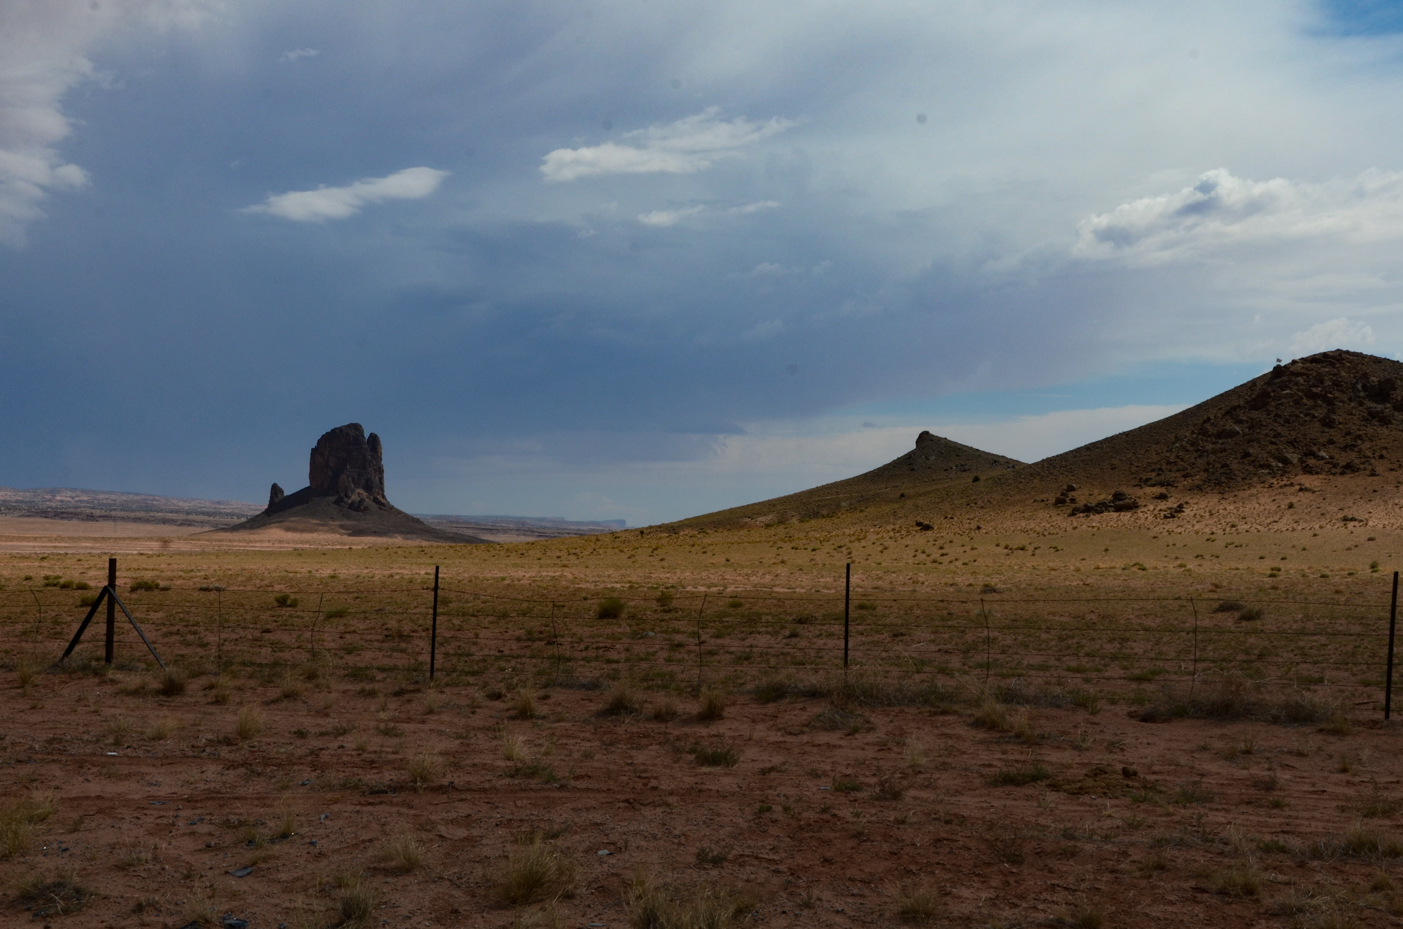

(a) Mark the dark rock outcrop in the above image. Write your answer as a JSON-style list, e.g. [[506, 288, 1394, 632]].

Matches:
[[220, 424, 484, 543], [307, 424, 386, 511], [1069, 490, 1140, 516]]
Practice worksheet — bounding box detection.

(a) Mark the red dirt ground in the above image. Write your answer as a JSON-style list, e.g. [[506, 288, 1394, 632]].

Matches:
[[3, 668, 1402, 929]]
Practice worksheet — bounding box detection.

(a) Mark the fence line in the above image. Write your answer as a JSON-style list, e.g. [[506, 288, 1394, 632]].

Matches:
[[1, 561, 1397, 715]]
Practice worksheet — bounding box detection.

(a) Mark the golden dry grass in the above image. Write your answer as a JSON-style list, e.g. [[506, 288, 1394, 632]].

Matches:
[[499, 838, 575, 906], [235, 704, 264, 741], [0, 792, 57, 860]]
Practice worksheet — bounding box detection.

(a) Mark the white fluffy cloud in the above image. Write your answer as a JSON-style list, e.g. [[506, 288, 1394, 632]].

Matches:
[[1075, 168, 1403, 262], [541, 107, 795, 183], [0, 0, 215, 246], [242, 167, 450, 222], [280, 48, 318, 62]]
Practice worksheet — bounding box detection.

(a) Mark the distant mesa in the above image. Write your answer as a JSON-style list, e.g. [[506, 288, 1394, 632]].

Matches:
[[220, 423, 484, 542]]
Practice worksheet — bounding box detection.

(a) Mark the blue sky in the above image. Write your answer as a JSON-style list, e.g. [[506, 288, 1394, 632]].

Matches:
[[3, 1, 1403, 525]]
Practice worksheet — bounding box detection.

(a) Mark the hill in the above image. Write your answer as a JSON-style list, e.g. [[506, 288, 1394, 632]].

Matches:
[[665, 349, 1403, 536], [676, 430, 1023, 529]]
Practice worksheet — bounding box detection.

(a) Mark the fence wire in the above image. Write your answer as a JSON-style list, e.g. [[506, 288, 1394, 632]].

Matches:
[[1, 571, 1396, 711]]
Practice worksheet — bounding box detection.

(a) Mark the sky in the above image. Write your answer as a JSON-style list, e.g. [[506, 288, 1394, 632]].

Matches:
[[3, 0, 1403, 525]]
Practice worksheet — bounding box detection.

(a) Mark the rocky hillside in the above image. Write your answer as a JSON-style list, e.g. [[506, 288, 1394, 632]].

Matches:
[[1008, 350, 1403, 510]]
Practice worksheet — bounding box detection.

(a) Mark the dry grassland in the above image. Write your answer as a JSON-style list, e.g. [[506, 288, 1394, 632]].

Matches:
[[1, 517, 1402, 927]]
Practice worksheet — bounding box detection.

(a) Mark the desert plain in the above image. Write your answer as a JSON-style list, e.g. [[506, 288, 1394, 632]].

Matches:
[[2, 470, 1403, 929]]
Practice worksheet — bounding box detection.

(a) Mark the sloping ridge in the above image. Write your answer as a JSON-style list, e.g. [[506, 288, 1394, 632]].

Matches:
[[223, 490, 479, 542], [677, 431, 1023, 528], [1011, 349, 1403, 497]]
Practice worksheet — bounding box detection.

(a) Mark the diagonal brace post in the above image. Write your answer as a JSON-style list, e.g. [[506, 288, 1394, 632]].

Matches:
[[60, 586, 110, 662], [108, 588, 166, 671]]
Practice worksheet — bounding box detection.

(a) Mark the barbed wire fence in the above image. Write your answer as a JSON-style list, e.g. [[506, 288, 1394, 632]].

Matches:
[[2, 559, 1398, 718]]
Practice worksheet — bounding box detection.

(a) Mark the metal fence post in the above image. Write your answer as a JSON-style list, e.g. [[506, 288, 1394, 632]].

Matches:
[[1387, 571, 1398, 720], [695, 593, 708, 689], [104, 557, 116, 665], [1189, 598, 1199, 696], [430, 565, 439, 681], [843, 563, 851, 670]]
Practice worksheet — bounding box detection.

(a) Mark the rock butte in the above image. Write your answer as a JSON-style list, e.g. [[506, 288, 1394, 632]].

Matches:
[[220, 423, 483, 542]]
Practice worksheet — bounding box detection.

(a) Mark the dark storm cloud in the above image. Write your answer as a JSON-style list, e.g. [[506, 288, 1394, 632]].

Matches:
[[5, 1, 1403, 522]]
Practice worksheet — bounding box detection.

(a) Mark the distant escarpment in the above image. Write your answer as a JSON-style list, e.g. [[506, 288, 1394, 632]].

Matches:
[[220, 424, 484, 542]]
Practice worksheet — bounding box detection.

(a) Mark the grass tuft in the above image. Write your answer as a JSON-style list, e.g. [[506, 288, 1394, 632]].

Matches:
[[986, 763, 1051, 787], [145, 718, 178, 741], [408, 751, 443, 790], [895, 882, 942, 925], [500, 838, 575, 905], [697, 689, 727, 721], [1207, 863, 1261, 897], [693, 744, 739, 768], [332, 871, 379, 926], [17, 868, 89, 917], [235, 704, 264, 741], [381, 832, 425, 873], [513, 690, 540, 720], [626, 871, 756, 929], [599, 684, 642, 717], [0, 792, 58, 860], [158, 668, 188, 696], [810, 702, 867, 732]]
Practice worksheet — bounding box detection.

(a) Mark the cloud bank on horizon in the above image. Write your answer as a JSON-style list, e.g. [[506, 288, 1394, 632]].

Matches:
[[3, 0, 1403, 524]]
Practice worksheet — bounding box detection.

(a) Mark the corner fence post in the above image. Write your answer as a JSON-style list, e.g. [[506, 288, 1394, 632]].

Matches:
[[430, 565, 440, 681], [843, 563, 851, 671], [1387, 571, 1398, 721], [105, 557, 117, 665]]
